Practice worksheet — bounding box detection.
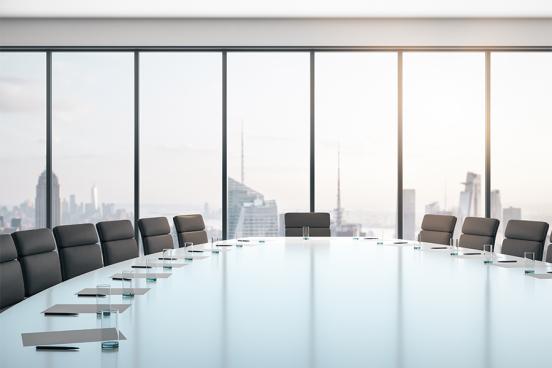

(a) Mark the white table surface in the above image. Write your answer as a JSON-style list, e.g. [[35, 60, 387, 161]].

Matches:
[[2, 237, 552, 368]]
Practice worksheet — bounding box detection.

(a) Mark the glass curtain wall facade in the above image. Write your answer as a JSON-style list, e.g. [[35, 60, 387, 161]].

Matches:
[[1, 48, 551, 248], [52, 53, 134, 226], [0, 53, 46, 233]]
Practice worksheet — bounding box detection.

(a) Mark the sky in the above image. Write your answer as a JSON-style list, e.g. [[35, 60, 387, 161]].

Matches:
[[1, 51, 552, 227]]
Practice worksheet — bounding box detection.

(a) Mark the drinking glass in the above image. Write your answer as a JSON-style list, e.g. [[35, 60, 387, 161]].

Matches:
[[96, 284, 111, 317], [100, 309, 119, 350], [377, 231, 384, 245], [524, 251, 535, 274], [450, 238, 459, 256], [413, 241, 422, 250], [302, 226, 310, 240], [145, 257, 157, 283], [162, 249, 173, 270], [353, 227, 360, 240], [121, 270, 134, 298], [483, 244, 494, 264]]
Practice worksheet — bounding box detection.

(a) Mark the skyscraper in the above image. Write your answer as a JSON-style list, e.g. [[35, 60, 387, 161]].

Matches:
[[228, 177, 278, 238], [458, 171, 481, 226], [35, 171, 61, 228], [333, 148, 344, 228], [91, 184, 99, 211], [503, 206, 522, 226], [403, 189, 416, 240], [490, 189, 502, 221]]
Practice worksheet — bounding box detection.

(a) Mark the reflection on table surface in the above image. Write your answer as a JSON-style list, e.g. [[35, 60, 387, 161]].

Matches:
[[1, 237, 552, 368]]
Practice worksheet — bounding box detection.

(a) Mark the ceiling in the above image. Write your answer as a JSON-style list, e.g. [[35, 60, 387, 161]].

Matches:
[[1, 0, 552, 18]]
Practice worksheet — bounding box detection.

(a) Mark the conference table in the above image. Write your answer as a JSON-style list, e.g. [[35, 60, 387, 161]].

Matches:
[[2, 237, 552, 368]]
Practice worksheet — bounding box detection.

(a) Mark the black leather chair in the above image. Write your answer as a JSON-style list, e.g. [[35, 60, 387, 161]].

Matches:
[[501, 220, 549, 260], [53, 223, 104, 280], [418, 214, 457, 245], [12, 228, 62, 297], [0, 234, 25, 311], [284, 212, 331, 237], [96, 220, 139, 265], [458, 217, 500, 251], [138, 217, 174, 255], [173, 214, 208, 247]]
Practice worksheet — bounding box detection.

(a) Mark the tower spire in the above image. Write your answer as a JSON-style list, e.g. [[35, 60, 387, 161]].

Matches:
[[241, 120, 245, 184], [336, 145, 343, 227]]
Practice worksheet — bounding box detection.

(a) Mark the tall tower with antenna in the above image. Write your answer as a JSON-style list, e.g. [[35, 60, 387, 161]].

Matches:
[[335, 146, 343, 227], [241, 120, 245, 184]]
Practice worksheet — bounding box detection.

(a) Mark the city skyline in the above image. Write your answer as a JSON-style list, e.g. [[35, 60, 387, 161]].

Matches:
[[2, 52, 552, 238]]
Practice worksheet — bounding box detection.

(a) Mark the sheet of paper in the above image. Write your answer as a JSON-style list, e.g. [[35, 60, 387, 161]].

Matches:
[[42, 304, 131, 314], [22, 328, 126, 346], [77, 288, 150, 296], [111, 272, 171, 279]]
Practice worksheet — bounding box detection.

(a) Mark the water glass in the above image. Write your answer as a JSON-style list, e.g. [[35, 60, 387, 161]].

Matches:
[[483, 244, 494, 264], [302, 226, 310, 240], [162, 249, 173, 270], [145, 257, 157, 283], [353, 227, 360, 240], [524, 251, 535, 274], [377, 231, 384, 245], [413, 241, 422, 250], [450, 238, 459, 256], [100, 309, 119, 350], [96, 284, 111, 317], [121, 270, 134, 298]]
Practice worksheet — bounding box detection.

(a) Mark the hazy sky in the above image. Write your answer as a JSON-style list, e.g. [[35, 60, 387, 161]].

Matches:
[[1, 51, 552, 226]]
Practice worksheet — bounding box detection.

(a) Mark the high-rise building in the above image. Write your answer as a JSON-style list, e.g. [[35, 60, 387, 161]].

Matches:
[[425, 201, 441, 214], [503, 206, 522, 227], [91, 185, 99, 211], [334, 148, 344, 228], [35, 171, 61, 228], [458, 171, 481, 226], [490, 189, 502, 221], [403, 189, 416, 240], [228, 177, 278, 238], [234, 198, 279, 237]]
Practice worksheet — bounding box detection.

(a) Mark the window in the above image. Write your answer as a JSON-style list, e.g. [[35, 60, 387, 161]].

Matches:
[[227, 53, 310, 238], [140, 52, 222, 238], [52, 53, 134, 226], [0, 52, 46, 232], [491, 53, 552, 243], [315, 52, 397, 237], [403, 53, 485, 239]]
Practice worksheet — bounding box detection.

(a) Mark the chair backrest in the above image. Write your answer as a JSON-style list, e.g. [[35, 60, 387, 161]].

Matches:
[[284, 212, 331, 237], [12, 228, 62, 297], [138, 217, 174, 255], [458, 217, 500, 251], [501, 220, 549, 260], [173, 214, 208, 247], [0, 234, 25, 311], [96, 220, 139, 265], [418, 214, 457, 245], [53, 223, 104, 280]]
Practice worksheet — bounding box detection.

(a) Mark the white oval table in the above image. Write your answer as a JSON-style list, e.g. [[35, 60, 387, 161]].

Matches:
[[1, 237, 552, 368]]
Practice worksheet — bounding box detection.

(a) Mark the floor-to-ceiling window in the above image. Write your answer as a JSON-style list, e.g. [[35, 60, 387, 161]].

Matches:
[[52, 53, 134, 226], [227, 52, 310, 238], [491, 53, 552, 245], [0, 52, 46, 232], [140, 52, 222, 239], [315, 52, 398, 238], [403, 52, 486, 240]]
